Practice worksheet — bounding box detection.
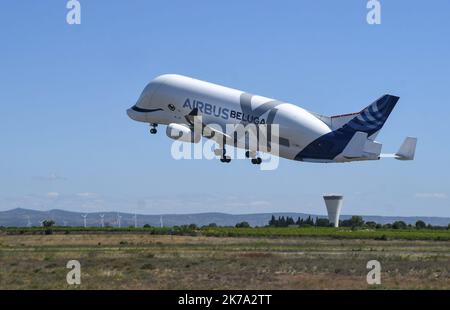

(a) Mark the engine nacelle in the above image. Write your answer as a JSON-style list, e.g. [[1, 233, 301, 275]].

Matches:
[[166, 123, 201, 143]]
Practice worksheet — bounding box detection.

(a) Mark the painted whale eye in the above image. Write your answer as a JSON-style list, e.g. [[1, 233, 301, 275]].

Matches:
[[168, 104, 176, 111]]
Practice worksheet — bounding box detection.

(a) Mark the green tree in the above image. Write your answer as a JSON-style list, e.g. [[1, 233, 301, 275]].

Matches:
[[305, 216, 314, 226], [342, 216, 364, 228], [296, 217, 304, 226], [415, 220, 426, 229], [392, 221, 407, 229], [286, 217, 295, 226], [235, 221, 250, 228], [269, 215, 276, 226], [42, 220, 55, 227], [366, 221, 377, 229], [315, 218, 330, 227]]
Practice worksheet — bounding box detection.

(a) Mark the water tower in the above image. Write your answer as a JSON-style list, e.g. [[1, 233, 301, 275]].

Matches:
[[323, 195, 343, 227]]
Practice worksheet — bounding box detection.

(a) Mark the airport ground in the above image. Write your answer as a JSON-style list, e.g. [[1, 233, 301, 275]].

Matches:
[[0, 233, 449, 289]]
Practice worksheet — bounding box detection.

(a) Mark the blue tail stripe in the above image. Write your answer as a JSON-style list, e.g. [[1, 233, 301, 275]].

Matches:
[[295, 95, 399, 161]]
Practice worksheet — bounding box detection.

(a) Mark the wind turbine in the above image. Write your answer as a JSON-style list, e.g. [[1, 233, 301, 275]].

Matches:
[[133, 213, 138, 228], [81, 214, 87, 228], [99, 214, 105, 228], [160, 215, 163, 228], [26, 215, 32, 228], [117, 213, 122, 228]]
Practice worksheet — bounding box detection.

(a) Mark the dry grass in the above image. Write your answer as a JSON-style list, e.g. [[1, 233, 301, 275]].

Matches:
[[0, 234, 449, 289]]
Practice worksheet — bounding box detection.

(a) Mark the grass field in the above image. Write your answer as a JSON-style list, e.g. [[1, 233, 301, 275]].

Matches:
[[0, 233, 449, 289], [2, 226, 450, 240]]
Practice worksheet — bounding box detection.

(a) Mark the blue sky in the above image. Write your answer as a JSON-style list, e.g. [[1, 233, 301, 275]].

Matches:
[[1, 1, 449, 217]]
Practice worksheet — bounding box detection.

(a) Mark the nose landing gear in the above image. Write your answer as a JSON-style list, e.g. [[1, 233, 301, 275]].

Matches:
[[149, 123, 158, 134]]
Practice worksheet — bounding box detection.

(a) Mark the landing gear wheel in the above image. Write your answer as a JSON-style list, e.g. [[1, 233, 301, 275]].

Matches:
[[251, 157, 262, 165], [245, 151, 250, 158], [220, 156, 231, 163], [149, 123, 158, 134]]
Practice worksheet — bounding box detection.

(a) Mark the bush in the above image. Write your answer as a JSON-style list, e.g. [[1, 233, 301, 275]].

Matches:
[[366, 221, 377, 229], [235, 221, 250, 228], [341, 216, 365, 228]]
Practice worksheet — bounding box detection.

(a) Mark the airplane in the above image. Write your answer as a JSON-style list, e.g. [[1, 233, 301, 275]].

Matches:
[[127, 74, 417, 165]]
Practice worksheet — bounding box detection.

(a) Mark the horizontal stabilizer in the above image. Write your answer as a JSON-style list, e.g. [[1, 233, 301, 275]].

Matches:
[[380, 137, 417, 160], [395, 137, 417, 160]]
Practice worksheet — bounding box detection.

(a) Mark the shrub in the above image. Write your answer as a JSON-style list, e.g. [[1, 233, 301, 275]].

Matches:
[[235, 221, 250, 228]]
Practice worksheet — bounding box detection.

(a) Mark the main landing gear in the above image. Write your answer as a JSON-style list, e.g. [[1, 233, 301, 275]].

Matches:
[[251, 157, 262, 165], [245, 151, 262, 165], [216, 148, 231, 163], [149, 123, 158, 134], [220, 157, 231, 163], [215, 149, 261, 165]]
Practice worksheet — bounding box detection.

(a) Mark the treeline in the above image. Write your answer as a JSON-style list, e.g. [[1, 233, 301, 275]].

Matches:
[[268, 215, 327, 227], [2, 217, 449, 232], [267, 215, 450, 230]]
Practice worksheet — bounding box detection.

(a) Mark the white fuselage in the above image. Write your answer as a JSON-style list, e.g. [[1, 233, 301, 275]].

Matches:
[[127, 74, 332, 162]]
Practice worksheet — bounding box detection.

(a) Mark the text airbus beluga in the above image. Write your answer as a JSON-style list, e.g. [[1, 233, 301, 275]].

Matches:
[[127, 74, 417, 166]]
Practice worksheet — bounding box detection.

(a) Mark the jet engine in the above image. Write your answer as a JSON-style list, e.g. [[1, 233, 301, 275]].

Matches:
[[166, 123, 201, 143]]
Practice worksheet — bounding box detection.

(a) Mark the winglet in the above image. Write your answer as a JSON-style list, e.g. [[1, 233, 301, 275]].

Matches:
[[395, 137, 417, 160]]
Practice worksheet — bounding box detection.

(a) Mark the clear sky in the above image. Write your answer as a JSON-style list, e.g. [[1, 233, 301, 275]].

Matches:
[[1, 1, 449, 217]]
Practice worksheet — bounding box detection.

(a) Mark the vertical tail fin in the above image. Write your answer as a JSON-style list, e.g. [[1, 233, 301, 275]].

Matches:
[[295, 95, 400, 161], [343, 95, 399, 138]]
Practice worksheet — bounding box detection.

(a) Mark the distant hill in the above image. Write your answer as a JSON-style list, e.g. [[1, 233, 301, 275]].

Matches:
[[0, 208, 449, 228]]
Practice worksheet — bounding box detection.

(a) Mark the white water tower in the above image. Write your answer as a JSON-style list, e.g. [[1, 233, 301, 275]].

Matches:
[[323, 194, 343, 227]]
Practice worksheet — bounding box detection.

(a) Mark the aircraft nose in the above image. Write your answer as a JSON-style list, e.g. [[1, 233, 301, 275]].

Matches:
[[127, 107, 146, 122], [127, 108, 136, 120], [126, 108, 134, 119]]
